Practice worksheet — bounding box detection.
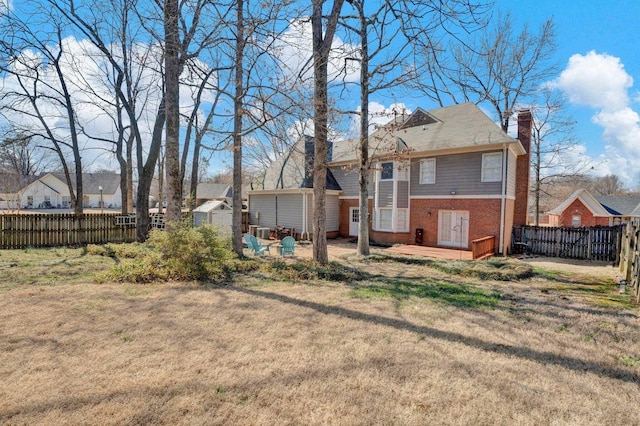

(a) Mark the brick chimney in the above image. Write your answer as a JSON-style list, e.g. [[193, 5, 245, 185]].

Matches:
[[513, 110, 532, 226]]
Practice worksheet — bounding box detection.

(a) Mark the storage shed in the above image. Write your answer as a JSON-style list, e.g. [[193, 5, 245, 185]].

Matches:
[[192, 199, 233, 227]]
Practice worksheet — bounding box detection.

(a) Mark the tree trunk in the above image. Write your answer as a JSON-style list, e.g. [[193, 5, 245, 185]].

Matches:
[[164, 0, 182, 225], [232, 0, 245, 256], [357, 2, 370, 257], [311, 0, 344, 265]]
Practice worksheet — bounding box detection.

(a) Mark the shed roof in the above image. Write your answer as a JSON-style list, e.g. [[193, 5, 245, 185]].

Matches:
[[193, 199, 231, 213]]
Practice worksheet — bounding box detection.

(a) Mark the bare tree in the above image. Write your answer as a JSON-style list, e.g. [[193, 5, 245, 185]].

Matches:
[[0, 11, 88, 215], [0, 132, 55, 175], [164, 0, 181, 224], [417, 12, 556, 132], [530, 88, 591, 224], [592, 174, 627, 196], [311, 0, 345, 265]]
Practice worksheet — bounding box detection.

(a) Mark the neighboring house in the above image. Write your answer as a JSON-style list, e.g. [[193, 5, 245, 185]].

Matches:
[[0, 174, 39, 209], [248, 103, 532, 254], [547, 189, 640, 227], [194, 183, 233, 207], [0, 172, 122, 209]]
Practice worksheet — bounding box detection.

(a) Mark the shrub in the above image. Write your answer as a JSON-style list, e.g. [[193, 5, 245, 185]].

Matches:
[[100, 220, 238, 283]]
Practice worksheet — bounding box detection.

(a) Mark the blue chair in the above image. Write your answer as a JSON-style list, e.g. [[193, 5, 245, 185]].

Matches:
[[247, 234, 271, 257], [278, 236, 296, 257]]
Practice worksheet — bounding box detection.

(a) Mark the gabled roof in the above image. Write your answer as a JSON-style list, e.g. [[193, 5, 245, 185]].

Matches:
[[0, 174, 39, 193], [547, 189, 612, 217], [594, 195, 640, 216], [331, 103, 523, 164], [196, 183, 233, 199], [50, 172, 120, 194], [193, 199, 231, 213], [257, 135, 341, 191]]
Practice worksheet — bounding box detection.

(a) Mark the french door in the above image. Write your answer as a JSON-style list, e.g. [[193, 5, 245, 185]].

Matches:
[[438, 210, 469, 248]]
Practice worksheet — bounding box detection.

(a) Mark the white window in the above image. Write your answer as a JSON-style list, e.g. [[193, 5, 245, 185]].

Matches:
[[481, 152, 502, 182], [397, 209, 408, 232], [379, 209, 393, 231], [380, 162, 393, 180], [572, 215, 581, 227], [420, 158, 436, 184]]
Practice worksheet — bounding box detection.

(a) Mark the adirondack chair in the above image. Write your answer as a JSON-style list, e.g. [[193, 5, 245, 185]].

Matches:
[[243, 233, 253, 249], [248, 234, 271, 256], [278, 236, 296, 257]]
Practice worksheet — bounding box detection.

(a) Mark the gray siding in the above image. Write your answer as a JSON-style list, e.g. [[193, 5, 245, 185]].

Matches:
[[397, 181, 409, 208], [249, 194, 277, 228], [331, 166, 374, 197], [378, 181, 394, 207], [276, 193, 303, 230], [326, 194, 340, 231], [410, 151, 503, 196], [306, 193, 313, 233]]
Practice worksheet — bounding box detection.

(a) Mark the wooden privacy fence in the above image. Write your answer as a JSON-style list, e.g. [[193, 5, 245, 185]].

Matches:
[[512, 225, 624, 263], [618, 219, 640, 303], [0, 213, 148, 249]]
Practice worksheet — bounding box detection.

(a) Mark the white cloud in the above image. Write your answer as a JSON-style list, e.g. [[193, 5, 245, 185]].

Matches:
[[0, 35, 219, 171], [551, 51, 633, 111], [549, 51, 640, 184]]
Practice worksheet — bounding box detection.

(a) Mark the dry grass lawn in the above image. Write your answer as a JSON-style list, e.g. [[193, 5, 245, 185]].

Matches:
[[1, 242, 639, 425]]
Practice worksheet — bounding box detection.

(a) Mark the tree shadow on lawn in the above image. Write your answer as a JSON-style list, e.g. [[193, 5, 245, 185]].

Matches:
[[229, 286, 640, 385]]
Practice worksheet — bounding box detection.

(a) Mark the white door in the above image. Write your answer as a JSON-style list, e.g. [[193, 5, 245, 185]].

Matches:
[[438, 210, 469, 248], [349, 207, 359, 236]]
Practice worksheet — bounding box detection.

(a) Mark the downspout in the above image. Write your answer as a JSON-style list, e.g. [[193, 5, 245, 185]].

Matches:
[[499, 143, 508, 254]]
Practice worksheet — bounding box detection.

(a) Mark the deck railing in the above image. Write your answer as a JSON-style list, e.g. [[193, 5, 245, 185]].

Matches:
[[471, 236, 495, 259]]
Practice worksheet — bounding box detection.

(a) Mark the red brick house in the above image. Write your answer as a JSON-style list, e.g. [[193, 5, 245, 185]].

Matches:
[[248, 103, 532, 254], [547, 189, 640, 227]]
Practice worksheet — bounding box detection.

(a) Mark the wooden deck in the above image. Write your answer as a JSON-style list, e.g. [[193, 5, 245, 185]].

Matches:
[[385, 244, 473, 260]]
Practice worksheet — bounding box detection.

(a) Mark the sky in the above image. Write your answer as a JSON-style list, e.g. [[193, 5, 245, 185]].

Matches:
[[480, 1, 640, 186], [1, 0, 639, 187]]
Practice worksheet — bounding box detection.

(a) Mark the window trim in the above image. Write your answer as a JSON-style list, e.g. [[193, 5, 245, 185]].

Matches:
[[481, 152, 503, 183], [419, 158, 436, 184], [378, 208, 393, 231]]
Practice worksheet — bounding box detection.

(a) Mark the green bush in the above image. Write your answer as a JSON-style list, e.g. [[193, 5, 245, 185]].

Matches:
[[100, 220, 237, 283]]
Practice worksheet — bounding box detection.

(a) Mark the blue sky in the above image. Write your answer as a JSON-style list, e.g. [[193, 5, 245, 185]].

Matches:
[[496, 0, 640, 185], [2, 0, 639, 186]]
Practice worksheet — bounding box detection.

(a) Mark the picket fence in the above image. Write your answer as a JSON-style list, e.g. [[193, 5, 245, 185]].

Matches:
[[511, 225, 624, 263], [0, 213, 159, 249], [618, 219, 640, 303]]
